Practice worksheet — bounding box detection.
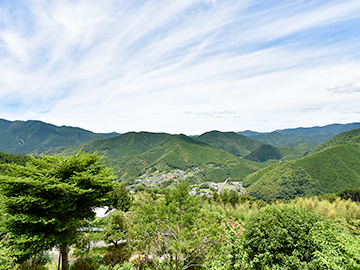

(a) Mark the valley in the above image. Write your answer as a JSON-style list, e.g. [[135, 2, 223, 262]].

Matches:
[[1, 118, 360, 199]]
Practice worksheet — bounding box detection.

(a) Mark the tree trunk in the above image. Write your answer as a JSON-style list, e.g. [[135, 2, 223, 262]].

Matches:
[[61, 243, 69, 270]]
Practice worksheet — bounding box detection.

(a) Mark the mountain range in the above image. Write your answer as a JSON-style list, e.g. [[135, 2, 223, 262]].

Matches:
[[238, 122, 360, 147], [1, 118, 360, 199]]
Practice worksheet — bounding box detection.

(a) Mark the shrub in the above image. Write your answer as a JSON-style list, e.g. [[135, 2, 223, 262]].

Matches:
[[102, 245, 132, 266]]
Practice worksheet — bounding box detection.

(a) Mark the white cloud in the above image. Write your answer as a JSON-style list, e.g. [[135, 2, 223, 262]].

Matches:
[[326, 80, 360, 94]]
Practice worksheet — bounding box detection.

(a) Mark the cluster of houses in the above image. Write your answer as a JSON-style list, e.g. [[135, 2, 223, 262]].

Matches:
[[134, 170, 186, 186]]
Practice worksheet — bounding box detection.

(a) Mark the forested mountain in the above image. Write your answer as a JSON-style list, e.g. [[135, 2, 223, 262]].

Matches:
[[194, 130, 262, 157], [243, 128, 360, 200], [306, 128, 360, 156], [245, 144, 282, 163], [0, 119, 120, 154], [238, 122, 360, 148], [46, 132, 266, 183]]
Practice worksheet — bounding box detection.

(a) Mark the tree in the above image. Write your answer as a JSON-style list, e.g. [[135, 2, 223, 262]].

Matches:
[[243, 205, 324, 269], [337, 187, 360, 202], [102, 210, 128, 248], [108, 182, 132, 211], [0, 152, 114, 270], [130, 180, 222, 270]]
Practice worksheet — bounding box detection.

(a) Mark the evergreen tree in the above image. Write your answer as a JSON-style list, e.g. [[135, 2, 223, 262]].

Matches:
[[0, 152, 114, 270]]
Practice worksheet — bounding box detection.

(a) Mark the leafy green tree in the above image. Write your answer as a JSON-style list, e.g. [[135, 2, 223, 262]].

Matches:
[[243, 205, 325, 269], [108, 182, 132, 211], [227, 190, 240, 208], [102, 210, 128, 248], [130, 180, 222, 270], [0, 152, 114, 270]]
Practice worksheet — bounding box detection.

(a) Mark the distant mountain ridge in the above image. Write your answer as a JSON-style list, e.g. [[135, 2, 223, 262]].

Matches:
[[238, 122, 360, 148], [0, 119, 120, 154]]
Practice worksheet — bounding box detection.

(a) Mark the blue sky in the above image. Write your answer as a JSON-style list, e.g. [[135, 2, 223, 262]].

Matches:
[[1, 0, 360, 134]]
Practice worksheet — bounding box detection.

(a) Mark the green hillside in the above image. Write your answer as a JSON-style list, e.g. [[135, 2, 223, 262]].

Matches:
[[0, 151, 30, 174], [46, 132, 266, 184], [195, 130, 262, 157], [0, 119, 110, 154], [245, 144, 307, 164], [244, 129, 360, 200], [245, 144, 282, 163], [46, 132, 174, 157], [307, 128, 360, 155]]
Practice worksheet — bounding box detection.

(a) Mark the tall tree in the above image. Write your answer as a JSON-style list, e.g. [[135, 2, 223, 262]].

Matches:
[[130, 180, 222, 270], [0, 152, 114, 270]]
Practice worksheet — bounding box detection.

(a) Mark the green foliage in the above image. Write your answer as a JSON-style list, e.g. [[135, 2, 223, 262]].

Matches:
[[294, 196, 360, 222], [0, 151, 114, 269], [102, 210, 128, 248], [209, 219, 247, 270], [220, 190, 240, 208], [243, 205, 325, 269], [311, 219, 360, 269], [0, 151, 29, 167], [102, 245, 132, 266]]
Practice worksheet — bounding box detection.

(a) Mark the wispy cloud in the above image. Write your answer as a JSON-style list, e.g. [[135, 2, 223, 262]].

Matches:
[[302, 107, 322, 113], [1, 0, 360, 133]]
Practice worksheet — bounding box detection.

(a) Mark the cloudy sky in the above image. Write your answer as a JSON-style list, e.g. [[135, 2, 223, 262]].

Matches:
[[1, 0, 360, 135]]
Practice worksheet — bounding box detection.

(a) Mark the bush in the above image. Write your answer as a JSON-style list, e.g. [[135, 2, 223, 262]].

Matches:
[[243, 205, 325, 269], [102, 245, 132, 266], [200, 183, 209, 189]]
